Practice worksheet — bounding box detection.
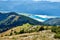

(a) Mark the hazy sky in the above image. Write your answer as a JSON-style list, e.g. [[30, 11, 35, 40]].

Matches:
[[33, 0, 60, 2], [0, 0, 60, 2]]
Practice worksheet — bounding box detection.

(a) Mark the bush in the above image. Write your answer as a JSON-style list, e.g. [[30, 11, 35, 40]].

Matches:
[[54, 33, 60, 39], [51, 26, 60, 39], [9, 32, 13, 36], [1, 35, 3, 37], [39, 26, 44, 31], [14, 31, 19, 35], [51, 26, 60, 33], [51, 26, 57, 33], [19, 29, 24, 34], [56, 29, 60, 34], [9, 30, 13, 36], [5, 34, 8, 36]]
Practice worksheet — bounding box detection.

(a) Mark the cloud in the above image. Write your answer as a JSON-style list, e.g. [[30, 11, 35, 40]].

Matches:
[[32, 15, 59, 22], [35, 15, 57, 18], [32, 18, 45, 22], [29, 14, 59, 22]]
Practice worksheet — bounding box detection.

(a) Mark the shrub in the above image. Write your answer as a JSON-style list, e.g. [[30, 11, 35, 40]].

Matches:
[[51, 26, 57, 33], [1, 35, 3, 37], [51, 26, 60, 39], [9, 32, 13, 36], [19, 29, 24, 34], [39, 26, 44, 31], [9, 30, 13, 36], [5, 34, 8, 36], [56, 29, 60, 34], [51, 26, 60, 33], [14, 31, 19, 35], [54, 33, 60, 39]]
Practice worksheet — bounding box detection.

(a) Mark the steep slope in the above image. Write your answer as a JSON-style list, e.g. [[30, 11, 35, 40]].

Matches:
[[0, 12, 42, 33], [44, 18, 60, 26]]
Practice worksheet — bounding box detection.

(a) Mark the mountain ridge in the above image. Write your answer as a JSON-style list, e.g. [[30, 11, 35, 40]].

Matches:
[[0, 12, 43, 33], [44, 18, 60, 26]]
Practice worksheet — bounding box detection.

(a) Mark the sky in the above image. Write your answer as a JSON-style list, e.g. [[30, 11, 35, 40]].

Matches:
[[0, 0, 60, 2], [0, 0, 60, 16], [0, 0, 60, 22], [33, 0, 60, 2]]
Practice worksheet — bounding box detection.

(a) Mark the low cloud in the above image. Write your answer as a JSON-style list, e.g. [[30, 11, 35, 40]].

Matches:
[[35, 15, 57, 18], [32, 18, 45, 22]]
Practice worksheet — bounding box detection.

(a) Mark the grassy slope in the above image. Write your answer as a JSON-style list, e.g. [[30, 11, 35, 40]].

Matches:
[[0, 30, 56, 40], [0, 23, 40, 37], [0, 23, 58, 40]]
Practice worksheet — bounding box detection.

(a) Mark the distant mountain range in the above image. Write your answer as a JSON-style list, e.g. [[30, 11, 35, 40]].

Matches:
[[44, 18, 60, 26], [0, 12, 60, 33], [0, 1, 60, 16], [0, 12, 42, 33]]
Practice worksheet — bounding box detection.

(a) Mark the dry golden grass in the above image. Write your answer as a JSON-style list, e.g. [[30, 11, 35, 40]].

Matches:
[[0, 23, 41, 37], [0, 24, 58, 40], [0, 30, 57, 40]]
